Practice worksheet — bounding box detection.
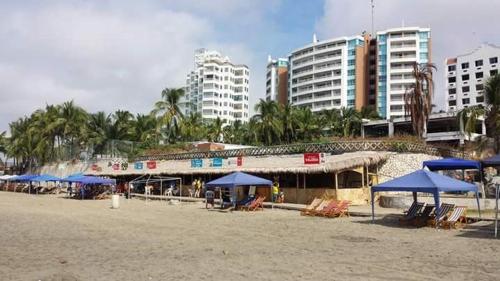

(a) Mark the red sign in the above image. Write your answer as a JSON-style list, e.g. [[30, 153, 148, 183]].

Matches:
[[304, 153, 321, 164], [237, 156, 243, 166], [112, 163, 120, 170], [91, 164, 98, 171], [147, 161, 157, 169]]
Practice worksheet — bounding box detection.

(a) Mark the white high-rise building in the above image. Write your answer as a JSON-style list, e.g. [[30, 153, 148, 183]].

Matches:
[[180, 49, 250, 123], [445, 43, 500, 112], [288, 34, 366, 112], [376, 27, 431, 119]]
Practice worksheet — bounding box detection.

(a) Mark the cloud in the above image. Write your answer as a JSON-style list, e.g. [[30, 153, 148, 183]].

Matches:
[[316, 0, 500, 111], [0, 0, 273, 132]]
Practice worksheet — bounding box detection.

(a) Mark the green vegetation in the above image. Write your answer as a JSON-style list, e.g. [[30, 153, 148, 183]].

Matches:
[[1, 87, 382, 170], [458, 74, 500, 153]]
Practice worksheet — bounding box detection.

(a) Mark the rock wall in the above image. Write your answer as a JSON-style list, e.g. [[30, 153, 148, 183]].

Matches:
[[378, 153, 441, 183]]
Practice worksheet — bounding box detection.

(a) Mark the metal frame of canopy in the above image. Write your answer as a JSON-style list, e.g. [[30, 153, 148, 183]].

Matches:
[[129, 174, 182, 202]]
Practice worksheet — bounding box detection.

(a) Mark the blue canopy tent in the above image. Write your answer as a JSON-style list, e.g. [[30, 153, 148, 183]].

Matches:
[[12, 174, 39, 182], [31, 174, 62, 182], [62, 175, 115, 185], [482, 154, 500, 168], [206, 172, 272, 188], [371, 169, 480, 224], [423, 158, 481, 171], [206, 172, 272, 208]]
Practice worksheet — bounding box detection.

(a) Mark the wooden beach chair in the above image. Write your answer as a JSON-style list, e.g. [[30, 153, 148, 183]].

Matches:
[[300, 198, 322, 215], [441, 206, 467, 229], [399, 202, 425, 225], [325, 200, 350, 218], [312, 200, 339, 216], [302, 199, 331, 216], [413, 204, 435, 227], [428, 203, 455, 227], [250, 196, 265, 211]]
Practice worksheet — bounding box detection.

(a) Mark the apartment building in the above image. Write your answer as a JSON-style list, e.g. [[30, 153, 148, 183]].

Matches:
[[284, 27, 431, 119], [445, 43, 500, 112], [181, 49, 250, 123], [287, 34, 369, 112], [376, 27, 431, 119], [265, 56, 289, 105]]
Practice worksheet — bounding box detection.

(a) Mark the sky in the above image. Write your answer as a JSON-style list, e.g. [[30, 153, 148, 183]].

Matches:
[[0, 0, 499, 133]]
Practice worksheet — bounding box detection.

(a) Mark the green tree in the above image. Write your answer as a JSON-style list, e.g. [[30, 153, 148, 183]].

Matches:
[[295, 107, 320, 142], [152, 88, 185, 144], [180, 112, 205, 142], [207, 117, 225, 142], [458, 74, 500, 152], [279, 103, 298, 143], [253, 99, 283, 145], [340, 107, 362, 137]]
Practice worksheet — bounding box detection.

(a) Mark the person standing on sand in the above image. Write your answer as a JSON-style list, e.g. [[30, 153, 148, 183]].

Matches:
[[272, 180, 279, 203]]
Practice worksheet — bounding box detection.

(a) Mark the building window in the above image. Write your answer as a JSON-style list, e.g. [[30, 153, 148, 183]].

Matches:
[[490, 57, 498, 64], [448, 100, 456, 106], [348, 60, 355, 66], [476, 96, 484, 103], [491, 69, 498, 76], [461, 62, 469, 69], [448, 77, 456, 83], [462, 98, 470, 105], [348, 69, 355, 76], [476, 84, 484, 91], [461, 74, 469, 81], [448, 65, 456, 72], [462, 86, 470, 93], [476, 72, 483, 79], [448, 88, 456, 95], [475, 60, 483, 67]]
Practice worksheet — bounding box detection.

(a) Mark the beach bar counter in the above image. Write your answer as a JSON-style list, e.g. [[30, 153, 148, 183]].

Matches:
[[85, 151, 388, 205]]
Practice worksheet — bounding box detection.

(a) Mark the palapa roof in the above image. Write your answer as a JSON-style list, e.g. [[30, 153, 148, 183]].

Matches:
[[88, 151, 390, 176]]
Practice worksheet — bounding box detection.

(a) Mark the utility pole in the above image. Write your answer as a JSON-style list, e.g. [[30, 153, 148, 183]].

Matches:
[[371, 0, 375, 35]]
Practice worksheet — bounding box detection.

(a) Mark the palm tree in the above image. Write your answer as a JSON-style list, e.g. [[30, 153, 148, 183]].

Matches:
[[59, 101, 89, 158], [152, 88, 185, 143], [340, 107, 362, 137], [207, 117, 225, 142], [360, 106, 381, 120], [0, 131, 6, 154], [295, 107, 320, 142], [458, 74, 500, 152], [279, 103, 297, 143], [404, 62, 436, 138], [319, 108, 342, 137], [134, 114, 158, 144], [253, 99, 283, 145], [87, 111, 112, 155], [180, 112, 205, 141]]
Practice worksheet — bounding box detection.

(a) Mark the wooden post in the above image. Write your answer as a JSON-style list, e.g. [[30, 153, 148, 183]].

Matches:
[[303, 173, 306, 190], [296, 173, 299, 204], [361, 166, 365, 188], [335, 172, 339, 191]]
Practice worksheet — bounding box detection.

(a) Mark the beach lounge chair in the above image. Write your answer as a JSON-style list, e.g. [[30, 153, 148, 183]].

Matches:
[[413, 204, 435, 227], [241, 196, 265, 211], [428, 203, 455, 227], [325, 200, 350, 218], [312, 200, 339, 216], [440, 206, 467, 229], [302, 199, 332, 216], [300, 198, 322, 215], [399, 202, 425, 225]]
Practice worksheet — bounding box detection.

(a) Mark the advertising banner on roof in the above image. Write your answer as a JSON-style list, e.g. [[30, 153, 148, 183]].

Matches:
[[191, 159, 203, 168], [304, 153, 321, 164], [134, 162, 143, 170], [147, 161, 157, 169]]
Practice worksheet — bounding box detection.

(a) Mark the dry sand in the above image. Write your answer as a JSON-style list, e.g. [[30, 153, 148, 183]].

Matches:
[[1, 192, 499, 281]]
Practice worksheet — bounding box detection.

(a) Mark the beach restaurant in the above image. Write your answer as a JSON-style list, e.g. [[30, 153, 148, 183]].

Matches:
[[87, 151, 389, 205]]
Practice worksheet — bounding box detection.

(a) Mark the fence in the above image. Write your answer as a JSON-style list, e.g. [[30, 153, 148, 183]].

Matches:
[[134, 140, 470, 161]]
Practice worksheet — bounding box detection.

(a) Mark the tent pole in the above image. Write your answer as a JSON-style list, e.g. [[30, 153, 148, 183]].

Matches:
[[476, 191, 481, 219], [412, 192, 417, 203], [371, 190, 375, 223], [495, 185, 498, 238], [296, 173, 299, 204], [433, 192, 441, 229]]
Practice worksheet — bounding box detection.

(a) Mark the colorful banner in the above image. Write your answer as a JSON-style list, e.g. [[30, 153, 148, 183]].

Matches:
[[211, 158, 223, 167], [91, 164, 99, 171], [237, 156, 243, 166], [134, 162, 143, 170], [191, 159, 203, 168], [112, 163, 120, 170], [147, 161, 157, 169], [304, 153, 321, 164]]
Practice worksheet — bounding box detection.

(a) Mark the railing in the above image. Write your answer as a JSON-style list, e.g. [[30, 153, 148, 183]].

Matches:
[[135, 140, 470, 161]]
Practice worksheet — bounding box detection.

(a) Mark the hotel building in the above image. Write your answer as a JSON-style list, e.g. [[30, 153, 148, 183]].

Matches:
[[181, 49, 250, 123], [265, 56, 289, 105]]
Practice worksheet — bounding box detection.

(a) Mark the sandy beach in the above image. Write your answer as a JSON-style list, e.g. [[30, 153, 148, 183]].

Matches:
[[1, 192, 499, 281]]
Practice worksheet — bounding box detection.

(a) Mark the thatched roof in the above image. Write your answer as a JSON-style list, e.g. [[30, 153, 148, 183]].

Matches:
[[88, 151, 390, 177]]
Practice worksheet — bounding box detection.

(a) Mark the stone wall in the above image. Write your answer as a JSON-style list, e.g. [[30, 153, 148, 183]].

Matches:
[[378, 153, 441, 183]]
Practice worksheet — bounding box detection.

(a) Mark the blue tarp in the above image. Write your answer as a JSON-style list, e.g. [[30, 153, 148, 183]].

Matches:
[[12, 174, 39, 182], [423, 158, 481, 171], [482, 154, 500, 167], [31, 174, 62, 182], [62, 175, 115, 185], [206, 172, 272, 189], [371, 169, 481, 223]]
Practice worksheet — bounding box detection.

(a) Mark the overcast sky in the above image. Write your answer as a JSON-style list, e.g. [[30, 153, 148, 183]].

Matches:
[[0, 0, 499, 132]]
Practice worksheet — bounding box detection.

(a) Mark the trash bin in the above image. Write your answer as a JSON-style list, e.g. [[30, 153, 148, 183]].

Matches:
[[111, 194, 120, 209]]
